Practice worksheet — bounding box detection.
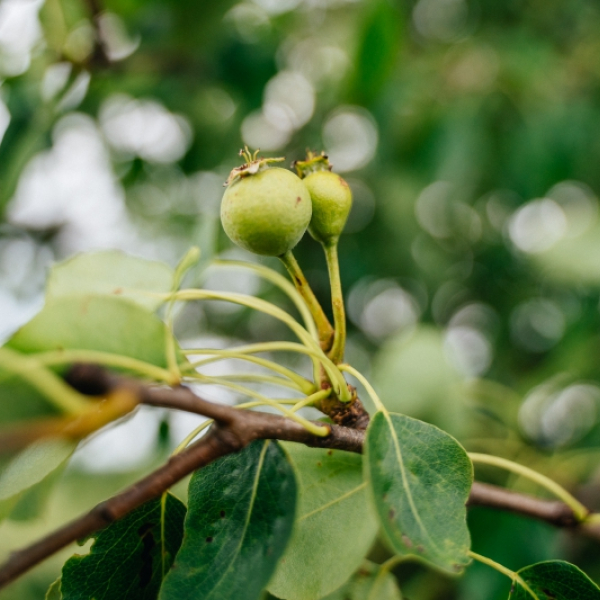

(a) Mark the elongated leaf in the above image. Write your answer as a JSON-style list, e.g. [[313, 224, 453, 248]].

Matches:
[[268, 444, 378, 600], [0, 439, 75, 522], [47, 250, 174, 311], [323, 561, 403, 600], [364, 412, 472, 574], [8, 295, 173, 368], [509, 560, 600, 599], [60, 494, 186, 600], [159, 440, 296, 600]]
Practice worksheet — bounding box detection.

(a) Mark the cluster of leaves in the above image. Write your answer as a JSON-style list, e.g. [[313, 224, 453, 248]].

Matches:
[[0, 250, 599, 600]]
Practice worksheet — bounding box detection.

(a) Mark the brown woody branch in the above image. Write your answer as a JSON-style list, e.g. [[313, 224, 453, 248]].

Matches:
[[0, 366, 598, 590]]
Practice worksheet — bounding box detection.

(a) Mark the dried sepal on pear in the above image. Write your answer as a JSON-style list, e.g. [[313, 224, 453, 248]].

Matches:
[[221, 148, 312, 257], [294, 151, 352, 246]]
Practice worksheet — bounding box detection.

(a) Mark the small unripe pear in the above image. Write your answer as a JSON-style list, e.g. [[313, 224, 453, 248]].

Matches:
[[294, 152, 352, 245], [221, 152, 311, 257], [304, 170, 352, 245]]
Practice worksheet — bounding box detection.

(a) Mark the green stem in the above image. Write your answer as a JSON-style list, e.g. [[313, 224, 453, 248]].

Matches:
[[174, 247, 201, 284], [33, 349, 172, 382], [469, 551, 540, 600], [202, 260, 321, 386], [368, 557, 403, 600], [279, 250, 334, 351], [173, 419, 214, 454], [0, 348, 88, 415], [181, 348, 314, 394], [164, 247, 202, 383], [164, 298, 180, 385], [182, 339, 329, 393], [209, 259, 319, 343], [171, 290, 313, 350], [188, 374, 329, 436], [584, 513, 600, 525], [164, 313, 180, 384], [338, 363, 386, 412], [169, 289, 349, 401], [323, 241, 346, 364], [468, 453, 589, 522], [183, 340, 328, 363], [201, 373, 303, 392], [236, 399, 299, 408], [291, 388, 332, 412]]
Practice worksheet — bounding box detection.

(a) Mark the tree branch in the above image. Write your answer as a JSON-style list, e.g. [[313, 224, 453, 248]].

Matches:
[[468, 481, 579, 527], [0, 365, 598, 590]]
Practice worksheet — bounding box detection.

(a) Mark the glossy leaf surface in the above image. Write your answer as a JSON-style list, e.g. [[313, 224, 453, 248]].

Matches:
[[46, 250, 174, 311], [510, 560, 600, 599], [60, 494, 186, 600], [268, 444, 378, 600], [365, 412, 472, 574], [159, 440, 296, 600]]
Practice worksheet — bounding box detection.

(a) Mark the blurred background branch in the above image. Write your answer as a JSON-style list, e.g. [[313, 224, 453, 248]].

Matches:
[[81, 0, 111, 68], [3, 0, 600, 597]]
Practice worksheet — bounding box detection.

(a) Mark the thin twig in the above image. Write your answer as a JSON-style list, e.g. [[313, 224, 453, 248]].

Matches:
[[0, 365, 598, 590], [0, 427, 238, 589], [467, 481, 580, 528]]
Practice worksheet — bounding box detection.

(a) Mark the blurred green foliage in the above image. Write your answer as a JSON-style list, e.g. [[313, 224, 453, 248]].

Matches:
[[3, 0, 600, 598]]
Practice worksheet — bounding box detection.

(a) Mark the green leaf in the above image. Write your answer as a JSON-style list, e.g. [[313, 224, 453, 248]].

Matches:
[[60, 494, 186, 600], [46, 250, 174, 311], [323, 561, 402, 600], [364, 412, 472, 574], [268, 445, 378, 600], [46, 578, 62, 600], [509, 560, 600, 599], [8, 295, 173, 368], [159, 440, 296, 600], [0, 364, 59, 423], [0, 346, 88, 415], [0, 439, 75, 522]]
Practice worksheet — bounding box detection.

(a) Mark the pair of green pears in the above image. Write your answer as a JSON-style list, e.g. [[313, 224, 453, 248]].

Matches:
[[220, 151, 352, 256]]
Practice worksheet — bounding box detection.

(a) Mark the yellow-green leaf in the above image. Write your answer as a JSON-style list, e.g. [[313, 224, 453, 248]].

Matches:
[[268, 445, 378, 600], [46, 250, 174, 311]]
